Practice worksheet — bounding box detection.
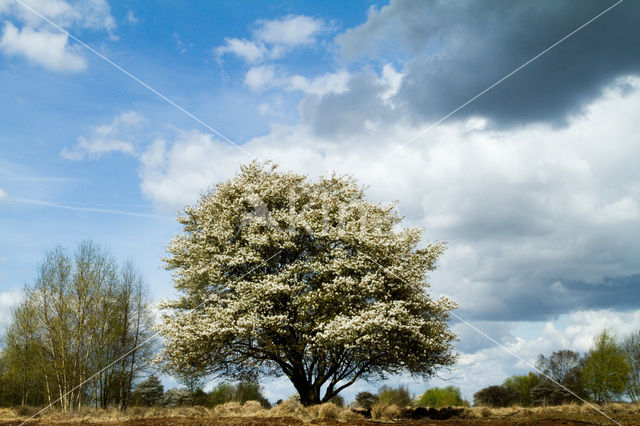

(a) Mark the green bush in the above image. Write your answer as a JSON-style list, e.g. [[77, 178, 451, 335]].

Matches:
[[416, 385, 464, 408], [234, 381, 271, 407], [132, 375, 164, 406], [161, 388, 193, 407], [354, 391, 379, 410], [473, 385, 518, 407], [208, 382, 235, 407], [377, 385, 411, 408], [502, 373, 539, 406], [207, 381, 270, 408]]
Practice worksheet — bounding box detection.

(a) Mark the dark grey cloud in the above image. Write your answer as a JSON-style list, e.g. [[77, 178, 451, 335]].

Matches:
[[337, 0, 640, 127], [459, 274, 640, 322]]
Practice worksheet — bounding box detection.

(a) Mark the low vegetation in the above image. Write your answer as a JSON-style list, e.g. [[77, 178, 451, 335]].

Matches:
[[1, 401, 639, 424]]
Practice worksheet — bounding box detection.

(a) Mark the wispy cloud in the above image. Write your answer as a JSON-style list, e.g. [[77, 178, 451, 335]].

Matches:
[[61, 111, 146, 160], [11, 197, 171, 219]]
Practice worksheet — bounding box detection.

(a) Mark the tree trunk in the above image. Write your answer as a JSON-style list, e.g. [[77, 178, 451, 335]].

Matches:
[[291, 375, 322, 406]]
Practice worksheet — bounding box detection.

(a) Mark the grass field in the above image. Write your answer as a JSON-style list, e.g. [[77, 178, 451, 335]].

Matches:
[[1, 401, 639, 425]]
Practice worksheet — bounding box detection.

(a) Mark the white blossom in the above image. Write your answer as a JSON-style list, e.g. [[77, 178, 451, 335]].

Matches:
[[157, 161, 457, 404]]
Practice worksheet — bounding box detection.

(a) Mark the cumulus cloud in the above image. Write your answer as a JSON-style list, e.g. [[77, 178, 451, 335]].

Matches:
[[244, 65, 275, 91], [1, 0, 115, 32], [137, 78, 640, 323], [61, 111, 146, 160], [215, 38, 266, 64], [0, 22, 86, 72], [245, 65, 350, 95], [214, 14, 326, 64], [139, 130, 244, 211], [254, 15, 324, 46], [336, 0, 640, 127], [0, 0, 116, 71]]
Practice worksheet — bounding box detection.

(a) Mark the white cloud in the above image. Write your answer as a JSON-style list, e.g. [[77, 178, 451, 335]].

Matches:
[[0, 186, 6, 201], [245, 65, 351, 95], [214, 15, 326, 64], [244, 65, 275, 91], [214, 38, 266, 64], [139, 130, 243, 211], [62, 111, 146, 160], [0, 0, 116, 70], [0, 289, 22, 327], [1, 0, 115, 32], [286, 71, 350, 95], [126, 10, 138, 24], [0, 22, 86, 72], [255, 15, 324, 46], [138, 77, 640, 325]]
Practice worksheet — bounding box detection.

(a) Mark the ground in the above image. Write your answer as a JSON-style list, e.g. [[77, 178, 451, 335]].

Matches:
[[2, 403, 638, 425], [2, 416, 636, 426]]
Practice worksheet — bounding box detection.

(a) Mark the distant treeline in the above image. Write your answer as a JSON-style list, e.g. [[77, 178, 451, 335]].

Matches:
[[474, 329, 640, 407]]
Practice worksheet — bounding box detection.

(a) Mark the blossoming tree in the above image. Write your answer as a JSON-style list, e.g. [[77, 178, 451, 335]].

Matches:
[[158, 162, 457, 405]]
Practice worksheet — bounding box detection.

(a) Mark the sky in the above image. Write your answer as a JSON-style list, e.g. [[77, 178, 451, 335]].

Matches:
[[1, 0, 640, 404]]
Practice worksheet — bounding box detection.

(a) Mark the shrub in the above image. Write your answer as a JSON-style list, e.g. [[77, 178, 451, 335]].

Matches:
[[502, 373, 539, 406], [192, 388, 209, 406], [161, 388, 193, 407], [355, 391, 379, 410], [530, 378, 574, 406], [133, 375, 164, 406], [473, 385, 517, 407], [208, 382, 235, 406], [416, 386, 464, 408], [207, 381, 270, 408], [233, 381, 271, 407], [378, 385, 411, 408]]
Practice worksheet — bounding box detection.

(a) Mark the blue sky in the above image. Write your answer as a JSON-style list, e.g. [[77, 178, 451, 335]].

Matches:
[[1, 0, 640, 403]]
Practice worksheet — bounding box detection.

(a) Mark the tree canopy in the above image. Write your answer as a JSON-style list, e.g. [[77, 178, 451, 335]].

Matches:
[[158, 162, 457, 405], [583, 329, 630, 403]]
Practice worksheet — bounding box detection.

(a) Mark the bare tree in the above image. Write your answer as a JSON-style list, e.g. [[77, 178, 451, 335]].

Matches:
[[1, 241, 155, 411], [622, 330, 640, 402]]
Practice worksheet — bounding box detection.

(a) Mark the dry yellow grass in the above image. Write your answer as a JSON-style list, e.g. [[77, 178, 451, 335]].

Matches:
[[458, 402, 640, 424], [1, 400, 639, 424], [370, 401, 402, 420]]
